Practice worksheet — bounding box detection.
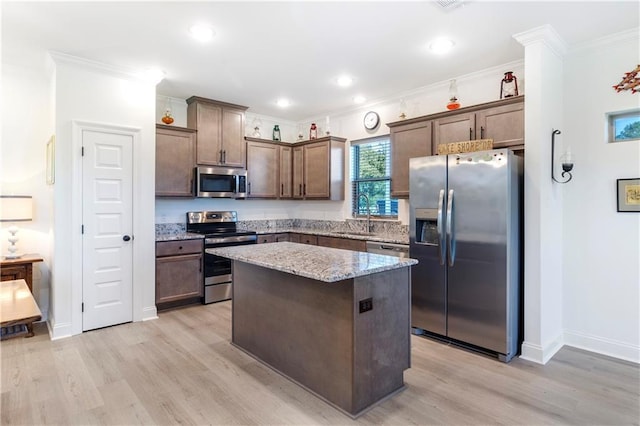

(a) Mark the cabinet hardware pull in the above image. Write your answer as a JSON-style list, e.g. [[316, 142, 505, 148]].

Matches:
[[281, 183, 284, 195], [469, 128, 473, 140], [480, 126, 485, 139], [299, 184, 302, 196], [199, 257, 202, 272], [303, 183, 306, 195], [223, 150, 226, 163], [219, 150, 223, 163], [248, 182, 251, 194]]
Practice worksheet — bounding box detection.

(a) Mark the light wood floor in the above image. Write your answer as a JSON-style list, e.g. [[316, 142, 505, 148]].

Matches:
[[1, 302, 638, 425]]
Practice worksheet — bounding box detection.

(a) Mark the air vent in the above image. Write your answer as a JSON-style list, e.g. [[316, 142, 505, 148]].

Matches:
[[435, 0, 465, 10]]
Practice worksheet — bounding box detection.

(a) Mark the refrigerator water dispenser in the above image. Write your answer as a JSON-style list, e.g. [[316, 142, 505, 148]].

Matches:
[[414, 208, 439, 245]]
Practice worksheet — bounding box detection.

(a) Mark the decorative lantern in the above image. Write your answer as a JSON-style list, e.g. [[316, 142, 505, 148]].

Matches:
[[446, 79, 461, 110], [500, 71, 518, 99], [309, 123, 318, 140], [273, 125, 281, 141]]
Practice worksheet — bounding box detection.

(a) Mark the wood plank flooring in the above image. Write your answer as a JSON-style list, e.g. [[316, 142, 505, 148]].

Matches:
[[2, 302, 638, 425]]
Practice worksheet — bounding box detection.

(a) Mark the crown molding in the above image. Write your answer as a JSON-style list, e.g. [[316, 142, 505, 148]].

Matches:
[[513, 25, 568, 58], [48, 51, 145, 83], [568, 27, 640, 55]]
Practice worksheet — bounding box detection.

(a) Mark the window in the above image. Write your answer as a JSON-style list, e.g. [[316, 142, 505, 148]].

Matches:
[[350, 136, 397, 218], [608, 110, 640, 143]]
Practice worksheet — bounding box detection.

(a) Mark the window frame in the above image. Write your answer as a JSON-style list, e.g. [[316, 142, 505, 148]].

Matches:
[[608, 109, 640, 143], [350, 135, 397, 219]]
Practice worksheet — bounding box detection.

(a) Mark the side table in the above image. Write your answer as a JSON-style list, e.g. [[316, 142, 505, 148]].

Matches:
[[1, 254, 43, 294]]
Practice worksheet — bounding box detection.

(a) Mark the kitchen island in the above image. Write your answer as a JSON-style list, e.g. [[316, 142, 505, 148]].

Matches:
[[207, 242, 417, 418]]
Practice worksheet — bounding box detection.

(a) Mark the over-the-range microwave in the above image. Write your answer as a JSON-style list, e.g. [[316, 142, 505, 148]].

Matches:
[[195, 166, 247, 198]]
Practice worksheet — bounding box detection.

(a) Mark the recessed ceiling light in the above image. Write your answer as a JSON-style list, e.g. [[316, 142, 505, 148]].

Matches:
[[353, 95, 366, 104], [276, 98, 291, 108], [429, 37, 455, 54], [337, 75, 354, 87], [142, 68, 165, 85], [189, 24, 215, 42]]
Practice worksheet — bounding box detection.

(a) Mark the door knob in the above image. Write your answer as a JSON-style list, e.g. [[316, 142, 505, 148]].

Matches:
[[123, 235, 131, 242]]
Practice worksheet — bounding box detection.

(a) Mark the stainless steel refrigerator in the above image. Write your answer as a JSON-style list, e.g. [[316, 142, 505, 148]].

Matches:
[[409, 149, 522, 362]]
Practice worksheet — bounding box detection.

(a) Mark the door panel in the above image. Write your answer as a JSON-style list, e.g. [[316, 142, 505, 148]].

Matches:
[[446, 150, 509, 353], [280, 146, 292, 198], [434, 113, 475, 148], [82, 129, 133, 331], [390, 121, 431, 198], [246, 141, 278, 198], [409, 155, 447, 335], [304, 142, 330, 198], [221, 108, 245, 167], [292, 146, 304, 199]]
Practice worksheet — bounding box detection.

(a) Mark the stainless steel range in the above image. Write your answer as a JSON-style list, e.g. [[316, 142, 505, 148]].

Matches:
[[186, 211, 257, 304]]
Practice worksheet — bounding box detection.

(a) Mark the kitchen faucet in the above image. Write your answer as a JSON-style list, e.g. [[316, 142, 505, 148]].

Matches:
[[357, 193, 372, 234]]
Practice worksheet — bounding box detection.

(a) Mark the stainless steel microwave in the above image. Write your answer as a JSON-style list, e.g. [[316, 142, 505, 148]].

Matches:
[[195, 166, 247, 198]]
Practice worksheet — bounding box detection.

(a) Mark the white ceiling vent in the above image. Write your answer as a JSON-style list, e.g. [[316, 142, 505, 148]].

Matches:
[[434, 0, 466, 11]]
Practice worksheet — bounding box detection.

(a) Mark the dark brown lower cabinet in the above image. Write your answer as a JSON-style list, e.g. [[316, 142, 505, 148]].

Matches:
[[156, 239, 203, 309], [316, 236, 367, 252]]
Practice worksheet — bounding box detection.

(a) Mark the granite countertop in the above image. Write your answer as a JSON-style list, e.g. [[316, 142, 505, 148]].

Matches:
[[155, 232, 204, 242], [207, 242, 417, 283], [250, 228, 409, 245]]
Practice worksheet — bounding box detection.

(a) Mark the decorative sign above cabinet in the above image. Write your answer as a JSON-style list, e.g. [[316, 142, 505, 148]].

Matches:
[[437, 139, 494, 155]]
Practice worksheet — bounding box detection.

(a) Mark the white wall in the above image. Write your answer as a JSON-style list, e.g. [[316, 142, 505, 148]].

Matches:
[[156, 60, 525, 226], [562, 29, 640, 362], [1, 36, 55, 320], [50, 54, 157, 338]]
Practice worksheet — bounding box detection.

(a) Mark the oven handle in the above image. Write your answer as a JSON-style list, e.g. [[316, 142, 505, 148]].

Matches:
[[205, 235, 257, 245]]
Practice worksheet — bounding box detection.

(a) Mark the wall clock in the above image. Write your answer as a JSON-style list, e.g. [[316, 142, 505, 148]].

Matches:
[[363, 111, 380, 130]]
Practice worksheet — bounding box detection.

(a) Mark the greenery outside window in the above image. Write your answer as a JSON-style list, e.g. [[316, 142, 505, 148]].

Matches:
[[350, 135, 397, 218], [608, 110, 640, 143]]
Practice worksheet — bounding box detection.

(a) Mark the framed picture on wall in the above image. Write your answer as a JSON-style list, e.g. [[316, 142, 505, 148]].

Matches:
[[617, 178, 640, 212]]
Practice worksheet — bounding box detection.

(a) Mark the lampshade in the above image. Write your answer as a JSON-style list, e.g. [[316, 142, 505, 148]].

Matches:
[[0, 196, 33, 222]]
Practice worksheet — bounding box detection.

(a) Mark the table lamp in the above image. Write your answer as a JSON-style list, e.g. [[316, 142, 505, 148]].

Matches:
[[0, 195, 33, 259]]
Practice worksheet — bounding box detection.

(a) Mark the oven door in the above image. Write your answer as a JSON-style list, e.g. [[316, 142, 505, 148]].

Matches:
[[203, 236, 256, 304]]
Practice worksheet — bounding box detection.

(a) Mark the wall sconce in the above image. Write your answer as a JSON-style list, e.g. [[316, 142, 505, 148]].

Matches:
[[0, 195, 33, 259], [551, 129, 573, 183]]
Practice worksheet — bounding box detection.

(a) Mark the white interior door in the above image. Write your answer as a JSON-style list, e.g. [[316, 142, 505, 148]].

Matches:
[[82, 128, 133, 331]]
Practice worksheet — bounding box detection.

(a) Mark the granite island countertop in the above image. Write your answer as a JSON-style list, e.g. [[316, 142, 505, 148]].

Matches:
[[207, 242, 417, 283]]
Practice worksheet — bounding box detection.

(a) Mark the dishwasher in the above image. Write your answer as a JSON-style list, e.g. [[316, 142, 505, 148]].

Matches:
[[365, 241, 410, 258]]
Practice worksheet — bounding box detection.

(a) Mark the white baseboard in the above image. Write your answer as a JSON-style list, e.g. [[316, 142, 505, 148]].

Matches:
[[519, 333, 564, 364], [563, 329, 640, 364], [48, 318, 73, 340], [141, 305, 158, 321]]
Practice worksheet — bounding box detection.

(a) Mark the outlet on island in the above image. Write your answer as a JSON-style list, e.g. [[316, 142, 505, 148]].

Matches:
[[359, 298, 373, 313]]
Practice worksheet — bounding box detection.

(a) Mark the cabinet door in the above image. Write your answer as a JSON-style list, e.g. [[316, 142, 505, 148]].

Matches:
[[246, 141, 279, 198], [221, 108, 246, 168], [156, 253, 203, 304], [476, 102, 524, 149], [280, 146, 292, 198], [292, 146, 305, 199], [391, 121, 432, 198], [433, 112, 475, 149], [190, 102, 223, 165], [289, 233, 300, 243], [303, 141, 330, 198], [156, 127, 196, 197]]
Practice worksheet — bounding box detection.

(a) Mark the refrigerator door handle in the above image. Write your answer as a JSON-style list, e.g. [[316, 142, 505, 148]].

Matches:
[[446, 189, 456, 266], [437, 189, 446, 265]]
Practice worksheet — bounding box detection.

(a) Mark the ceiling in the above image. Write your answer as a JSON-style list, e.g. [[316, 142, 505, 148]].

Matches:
[[3, 1, 638, 120]]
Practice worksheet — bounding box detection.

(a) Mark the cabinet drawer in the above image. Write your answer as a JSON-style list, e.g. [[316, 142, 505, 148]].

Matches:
[[156, 239, 203, 257], [257, 234, 276, 244]]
